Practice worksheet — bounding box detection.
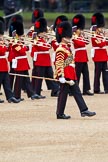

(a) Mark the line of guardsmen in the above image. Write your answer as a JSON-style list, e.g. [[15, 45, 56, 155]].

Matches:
[[0, 9, 108, 110]]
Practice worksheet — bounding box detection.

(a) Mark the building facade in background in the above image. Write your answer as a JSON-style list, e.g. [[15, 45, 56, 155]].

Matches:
[[0, 0, 108, 12]]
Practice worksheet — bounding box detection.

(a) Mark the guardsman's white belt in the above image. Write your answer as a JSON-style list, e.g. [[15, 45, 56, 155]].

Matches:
[[91, 46, 106, 58], [12, 55, 27, 68], [34, 51, 49, 61]]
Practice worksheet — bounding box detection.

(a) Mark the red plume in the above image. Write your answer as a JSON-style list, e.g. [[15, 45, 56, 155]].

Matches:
[[57, 27, 63, 35], [73, 18, 79, 24], [35, 21, 40, 28], [34, 10, 38, 17], [56, 18, 62, 25], [92, 16, 96, 23]]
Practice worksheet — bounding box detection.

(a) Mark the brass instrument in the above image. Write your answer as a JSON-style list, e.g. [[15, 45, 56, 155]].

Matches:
[[72, 32, 90, 44], [83, 30, 106, 41]]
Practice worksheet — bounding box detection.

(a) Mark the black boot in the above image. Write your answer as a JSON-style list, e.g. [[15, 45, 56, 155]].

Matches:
[[81, 110, 96, 117], [0, 99, 4, 103], [57, 114, 71, 119], [83, 90, 94, 96], [31, 94, 42, 100], [8, 97, 20, 103]]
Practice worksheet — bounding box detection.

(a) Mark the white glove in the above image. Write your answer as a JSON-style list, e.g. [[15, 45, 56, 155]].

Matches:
[[59, 77, 66, 84], [69, 80, 75, 86]]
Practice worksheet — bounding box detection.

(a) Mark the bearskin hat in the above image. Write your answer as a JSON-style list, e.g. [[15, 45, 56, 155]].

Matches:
[[53, 15, 68, 31], [10, 14, 23, 23], [56, 21, 72, 43], [32, 8, 44, 23], [9, 21, 24, 37], [91, 12, 105, 27], [0, 21, 4, 35], [72, 14, 85, 30], [34, 17, 47, 34]]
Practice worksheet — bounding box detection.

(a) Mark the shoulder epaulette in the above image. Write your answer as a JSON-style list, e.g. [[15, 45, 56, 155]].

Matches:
[[56, 46, 66, 53]]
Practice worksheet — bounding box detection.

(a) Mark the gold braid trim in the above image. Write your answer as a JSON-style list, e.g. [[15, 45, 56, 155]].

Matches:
[[54, 46, 74, 79], [54, 47, 65, 78], [55, 51, 64, 77], [56, 46, 67, 53]]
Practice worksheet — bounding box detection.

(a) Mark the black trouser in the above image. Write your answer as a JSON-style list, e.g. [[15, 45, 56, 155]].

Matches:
[[32, 63, 53, 90], [56, 81, 88, 115], [75, 62, 91, 93], [0, 72, 14, 100], [14, 70, 35, 99], [94, 61, 108, 92], [32, 66, 59, 95], [9, 63, 27, 92]]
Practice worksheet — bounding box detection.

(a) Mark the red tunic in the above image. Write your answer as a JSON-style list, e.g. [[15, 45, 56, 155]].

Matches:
[[72, 36, 88, 62], [12, 44, 30, 71], [91, 36, 108, 62], [0, 45, 9, 72], [55, 43, 77, 80], [31, 37, 52, 66], [8, 43, 15, 62]]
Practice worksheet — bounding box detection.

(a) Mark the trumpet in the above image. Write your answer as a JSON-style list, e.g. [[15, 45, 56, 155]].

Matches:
[[39, 32, 56, 39], [83, 30, 108, 41], [72, 32, 90, 44], [2, 34, 52, 49]]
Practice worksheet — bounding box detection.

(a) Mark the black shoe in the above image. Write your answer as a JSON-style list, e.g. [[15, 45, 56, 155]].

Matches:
[[0, 99, 4, 103], [18, 98, 24, 101], [31, 94, 42, 100], [8, 97, 20, 103], [83, 91, 94, 96], [57, 114, 71, 119], [39, 95, 46, 99], [105, 90, 108, 94], [94, 91, 104, 94], [81, 110, 96, 117]]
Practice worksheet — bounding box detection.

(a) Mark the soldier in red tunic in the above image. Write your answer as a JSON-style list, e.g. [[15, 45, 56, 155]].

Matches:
[[28, 8, 57, 95], [31, 17, 59, 97], [91, 12, 108, 94], [8, 14, 24, 90], [71, 14, 93, 96], [10, 21, 41, 100], [55, 21, 96, 119], [0, 20, 20, 103]]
